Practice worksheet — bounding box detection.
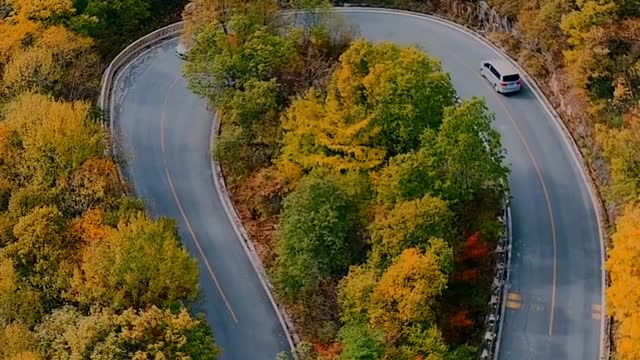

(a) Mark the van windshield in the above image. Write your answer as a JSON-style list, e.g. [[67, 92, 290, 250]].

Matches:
[[503, 74, 520, 82]]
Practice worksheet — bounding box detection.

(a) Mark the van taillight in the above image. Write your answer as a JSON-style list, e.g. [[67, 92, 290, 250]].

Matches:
[[500, 82, 507, 86]]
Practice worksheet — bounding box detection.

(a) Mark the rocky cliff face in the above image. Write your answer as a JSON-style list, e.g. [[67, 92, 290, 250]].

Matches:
[[439, 0, 514, 33]]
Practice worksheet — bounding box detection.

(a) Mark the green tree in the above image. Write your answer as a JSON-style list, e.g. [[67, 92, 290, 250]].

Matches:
[[374, 99, 507, 207], [338, 321, 385, 360], [273, 172, 360, 300], [212, 79, 282, 178], [0, 255, 46, 328], [185, 13, 297, 181], [560, 0, 619, 101], [374, 150, 437, 206], [102, 197, 146, 227], [71, 0, 151, 58], [72, 215, 199, 310], [184, 15, 295, 106], [3, 206, 74, 305], [369, 195, 454, 265], [596, 123, 640, 202], [421, 98, 508, 204], [225, 78, 280, 143], [279, 40, 457, 175], [330, 40, 456, 156]]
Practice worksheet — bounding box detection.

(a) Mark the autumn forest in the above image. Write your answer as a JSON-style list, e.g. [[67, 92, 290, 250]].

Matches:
[[1, 0, 639, 359], [0, 0, 220, 359], [183, 0, 508, 358]]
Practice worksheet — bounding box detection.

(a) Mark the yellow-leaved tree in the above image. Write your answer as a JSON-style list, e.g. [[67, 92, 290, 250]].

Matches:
[[0, 93, 105, 188], [1, 25, 100, 99], [596, 122, 640, 203], [0, 20, 39, 63], [278, 40, 456, 181], [36, 306, 220, 359], [0, 322, 39, 360], [338, 247, 451, 357], [607, 202, 640, 360], [8, 0, 75, 21], [369, 195, 454, 267], [72, 215, 199, 310], [368, 248, 449, 340]]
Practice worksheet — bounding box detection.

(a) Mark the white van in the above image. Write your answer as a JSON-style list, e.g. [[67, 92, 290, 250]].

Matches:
[[480, 59, 522, 94]]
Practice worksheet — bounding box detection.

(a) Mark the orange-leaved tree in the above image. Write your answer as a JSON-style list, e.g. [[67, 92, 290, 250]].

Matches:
[[607, 202, 640, 360]]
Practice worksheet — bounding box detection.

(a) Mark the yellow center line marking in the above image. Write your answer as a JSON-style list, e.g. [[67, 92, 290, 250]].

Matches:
[[507, 292, 522, 301], [442, 49, 560, 335], [160, 75, 239, 324], [592, 312, 601, 320], [506, 300, 522, 309], [494, 96, 558, 336], [592, 304, 601, 311]]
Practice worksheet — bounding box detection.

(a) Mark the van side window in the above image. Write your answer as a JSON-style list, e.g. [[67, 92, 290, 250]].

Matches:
[[490, 66, 501, 79], [484, 63, 491, 69]]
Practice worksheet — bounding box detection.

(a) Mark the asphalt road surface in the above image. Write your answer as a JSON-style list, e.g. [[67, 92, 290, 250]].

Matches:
[[112, 8, 602, 360]]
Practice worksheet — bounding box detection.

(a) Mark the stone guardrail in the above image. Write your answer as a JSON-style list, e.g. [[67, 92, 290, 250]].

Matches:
[[210, 116, 300, 352], [98, 22, 185, 188], [480, 199, 512, 360], [98, 21, 185, 119]]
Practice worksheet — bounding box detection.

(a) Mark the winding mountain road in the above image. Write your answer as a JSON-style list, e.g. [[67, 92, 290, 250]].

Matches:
[[111, 8, 603, 360]]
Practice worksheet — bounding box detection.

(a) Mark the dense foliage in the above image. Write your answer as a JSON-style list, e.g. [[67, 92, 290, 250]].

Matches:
[[0, 0, 219, 358], [184, 1, 509, 357], [607, 203, 640, 359], [358, 0, 638, 357]]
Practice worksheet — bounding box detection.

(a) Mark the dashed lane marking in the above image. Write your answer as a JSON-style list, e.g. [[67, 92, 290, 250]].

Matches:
[[160, 75, 239, 324], [506, 300, 522, 310], [592, 304, 602, 320], [507, 292, 522, 301]]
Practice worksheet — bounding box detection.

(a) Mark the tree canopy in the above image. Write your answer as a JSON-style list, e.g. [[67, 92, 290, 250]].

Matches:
[[37, 306, 219, 359], [279, 40, 457, 176], [607, 202, 640, 359], [182, 2, 506, 356], [0, 3, 220, 353], [369, 195, 454, 267], [273, 172, 361, 300], [338, 247, 453, 359], [72, 215, 199, 310]]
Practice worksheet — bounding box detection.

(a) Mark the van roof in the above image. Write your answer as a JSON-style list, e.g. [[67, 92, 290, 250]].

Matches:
[[486, 59, 519, 75]]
